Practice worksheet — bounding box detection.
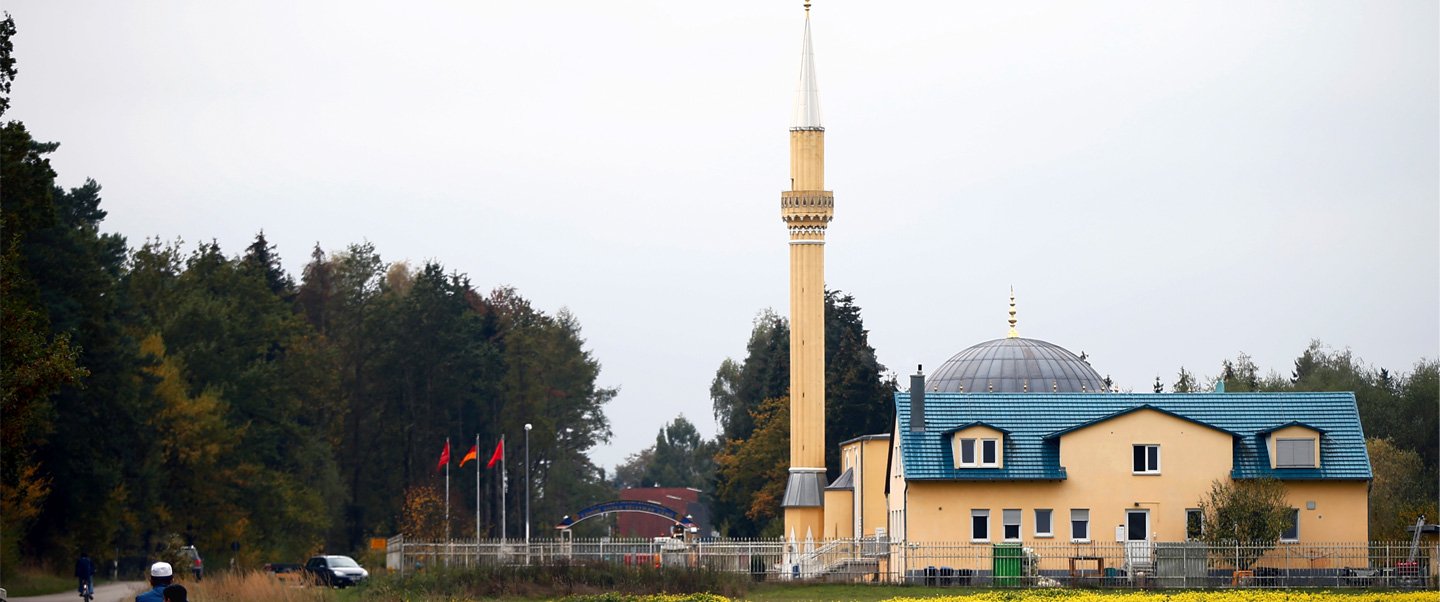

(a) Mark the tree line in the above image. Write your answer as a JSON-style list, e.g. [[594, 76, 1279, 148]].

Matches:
[[1, 15, 615, 574], [1165, 344, 1438, 539]]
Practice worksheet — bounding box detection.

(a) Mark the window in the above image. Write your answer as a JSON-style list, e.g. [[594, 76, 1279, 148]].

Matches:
[[1185, 509, 1203, 541], [1035, 509, 1053, 537], [971, 510, 990, 541], [1281, 509, 1299, 541], [1276, 438, 1316, 468], [1126, 510, 1149, 541], [1133, 444, 1160, 474], [1002, 509, 1021, 541], [959, 437, 1000, 467], [1070, 509, 1090, 542]]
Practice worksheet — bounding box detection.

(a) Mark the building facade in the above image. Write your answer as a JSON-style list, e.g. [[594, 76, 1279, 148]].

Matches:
[[817, 298, 1372, 577]]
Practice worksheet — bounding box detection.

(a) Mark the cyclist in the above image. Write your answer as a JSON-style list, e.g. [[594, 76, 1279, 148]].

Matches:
[[74, 551, 95, 599]]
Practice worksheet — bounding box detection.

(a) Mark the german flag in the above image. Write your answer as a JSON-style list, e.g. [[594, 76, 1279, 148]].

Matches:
[[458, 444, 479, 467]]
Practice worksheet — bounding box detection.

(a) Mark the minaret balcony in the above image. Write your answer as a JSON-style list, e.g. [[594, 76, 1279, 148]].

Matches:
[[780, 191, 835, 226]]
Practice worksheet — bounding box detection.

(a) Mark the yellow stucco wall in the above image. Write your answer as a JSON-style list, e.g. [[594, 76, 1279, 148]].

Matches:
[[1267, 425, 1322, 469], [1055, 408, 1235, 541], [859, 438, 890, 536], [1279, 480, 1369, 542], [823, 489, 853, 539], [786, 506, 823, 541], [891, 409, 1369, 546], [838, 437, 892, 538]]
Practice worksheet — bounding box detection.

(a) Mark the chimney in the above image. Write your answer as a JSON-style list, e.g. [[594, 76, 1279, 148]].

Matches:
[[909, 365, 926, 432]]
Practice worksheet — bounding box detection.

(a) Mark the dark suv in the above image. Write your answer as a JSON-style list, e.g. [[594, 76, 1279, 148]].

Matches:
[[304, 555, 368, 587]]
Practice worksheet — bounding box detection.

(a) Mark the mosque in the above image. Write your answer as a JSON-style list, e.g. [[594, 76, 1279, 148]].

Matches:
[[774, 2, 1372, 571]]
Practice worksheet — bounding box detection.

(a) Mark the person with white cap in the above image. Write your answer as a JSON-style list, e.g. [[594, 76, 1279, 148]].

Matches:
[[136, 561, 174, 602]]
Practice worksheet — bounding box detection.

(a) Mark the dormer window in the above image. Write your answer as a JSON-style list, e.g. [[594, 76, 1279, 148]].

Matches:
[[1276, 438, 1316, 468], [1264, 423, 1323, 469], [960, 437, 1000, 467], [948, 423, 1007, 469]]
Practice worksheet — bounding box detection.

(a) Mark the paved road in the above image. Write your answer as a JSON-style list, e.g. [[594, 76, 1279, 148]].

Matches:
[[9, 581, 146, 602]]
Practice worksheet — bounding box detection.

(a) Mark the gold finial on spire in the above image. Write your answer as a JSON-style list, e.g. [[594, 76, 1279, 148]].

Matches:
[[804, 1, 811, 13], [1007, 286, 1019, 338]]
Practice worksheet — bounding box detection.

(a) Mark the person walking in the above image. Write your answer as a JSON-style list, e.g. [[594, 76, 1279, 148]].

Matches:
[[74, 552, 95, 597], [136, 562, 173, 602]]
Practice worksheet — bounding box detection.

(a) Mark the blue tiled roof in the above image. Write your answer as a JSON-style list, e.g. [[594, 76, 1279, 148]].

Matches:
[[940, 421, 1011, 435], [1258, 420, 1327, 435], [1042, 404, 1242, 440], [894, 392, 1370, 482]]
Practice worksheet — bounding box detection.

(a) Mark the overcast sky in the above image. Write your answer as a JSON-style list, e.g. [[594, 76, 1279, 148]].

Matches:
[[9, 1, 1437, 471]]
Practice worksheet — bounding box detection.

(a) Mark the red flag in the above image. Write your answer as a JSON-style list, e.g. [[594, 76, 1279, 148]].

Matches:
[[436, 440, 451, 471], [459, 444, 479, 467], [486, 438, 504, 468]]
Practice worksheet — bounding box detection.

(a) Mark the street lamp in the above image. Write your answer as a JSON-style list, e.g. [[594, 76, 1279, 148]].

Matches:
[[524, 423, 532, 545]]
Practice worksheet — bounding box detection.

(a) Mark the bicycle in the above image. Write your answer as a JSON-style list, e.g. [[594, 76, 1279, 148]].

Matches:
[[76, 578, 93, 602]]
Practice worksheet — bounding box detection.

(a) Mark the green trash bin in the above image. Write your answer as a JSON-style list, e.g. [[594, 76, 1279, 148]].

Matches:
[[993, 543, 1023, 586]]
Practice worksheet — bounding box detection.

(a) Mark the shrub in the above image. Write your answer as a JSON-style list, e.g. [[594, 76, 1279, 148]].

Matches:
[[562, 595, 731, 602], [186, 570, 334, 602], [357, 562, 751, 600]]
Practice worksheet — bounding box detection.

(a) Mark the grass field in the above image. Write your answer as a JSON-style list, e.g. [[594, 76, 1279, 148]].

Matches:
[[8, 569, 1434, 601], [736, 586, 1440, 602], [3, 568, 84, 597]]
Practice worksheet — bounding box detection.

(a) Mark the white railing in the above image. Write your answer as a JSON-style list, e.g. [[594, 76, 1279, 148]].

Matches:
[[385, 537, 1435, 588]]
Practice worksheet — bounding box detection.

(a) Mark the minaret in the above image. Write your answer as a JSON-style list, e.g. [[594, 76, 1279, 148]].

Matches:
[[780, 0, 831, 544]]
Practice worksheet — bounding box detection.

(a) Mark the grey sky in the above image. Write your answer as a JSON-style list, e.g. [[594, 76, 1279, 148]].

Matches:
[[9, 1, 1437, 471]]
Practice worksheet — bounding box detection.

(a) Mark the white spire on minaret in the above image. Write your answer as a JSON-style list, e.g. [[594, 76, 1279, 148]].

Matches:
[[790, 9, 823, 130]]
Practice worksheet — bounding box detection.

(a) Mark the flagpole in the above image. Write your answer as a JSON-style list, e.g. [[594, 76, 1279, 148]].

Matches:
[[444, 437, 450, 546], [501, 434, 507, 541], [474, 432, 480, 554]]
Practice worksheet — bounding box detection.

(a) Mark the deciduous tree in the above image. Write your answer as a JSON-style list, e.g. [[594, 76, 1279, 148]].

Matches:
[[1366, 438, 1437, 540], [714, 397, 790, 537], [1198, 478, 1291, 569]]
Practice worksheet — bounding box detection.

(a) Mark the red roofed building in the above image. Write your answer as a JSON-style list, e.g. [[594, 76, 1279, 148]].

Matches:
[[616, 487, 711, 538]]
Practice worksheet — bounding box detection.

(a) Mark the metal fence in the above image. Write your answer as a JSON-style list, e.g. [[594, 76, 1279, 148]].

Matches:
[[386, 536, 1435, 589]]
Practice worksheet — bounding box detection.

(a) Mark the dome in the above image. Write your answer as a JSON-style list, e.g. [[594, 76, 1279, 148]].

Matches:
[[929, 337, 1106, 393]]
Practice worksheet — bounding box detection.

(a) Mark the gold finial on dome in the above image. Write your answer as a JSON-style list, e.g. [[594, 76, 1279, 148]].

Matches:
[[1007, 286, 1019, 338], [804, 1, 811, 13]]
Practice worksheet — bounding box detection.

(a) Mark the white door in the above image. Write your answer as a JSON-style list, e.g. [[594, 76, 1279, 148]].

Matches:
[[1124, 510, 1152, 570]]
